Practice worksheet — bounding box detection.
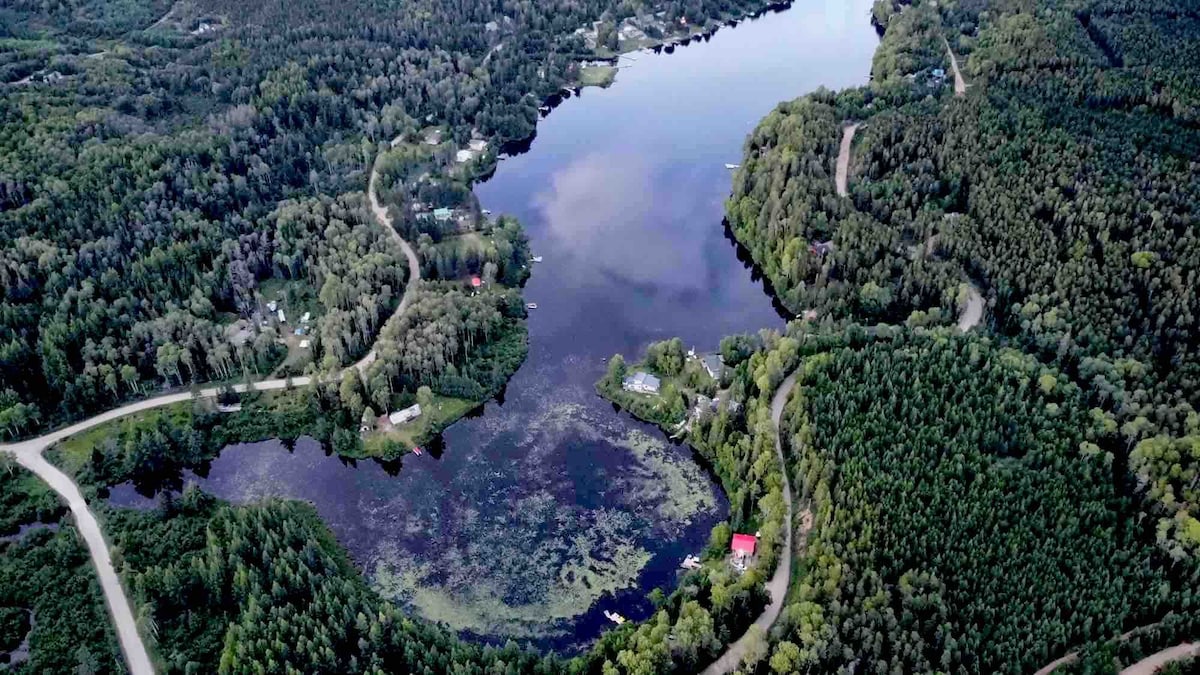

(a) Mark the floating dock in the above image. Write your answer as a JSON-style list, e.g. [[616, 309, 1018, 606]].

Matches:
[[603, 611, 627, 624]]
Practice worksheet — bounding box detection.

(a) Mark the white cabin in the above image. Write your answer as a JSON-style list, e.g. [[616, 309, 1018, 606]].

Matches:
[[388, 404, 423, 426]]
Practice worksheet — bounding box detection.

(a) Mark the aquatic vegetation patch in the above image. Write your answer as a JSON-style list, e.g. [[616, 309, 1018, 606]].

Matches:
[[366, 398, 719, 642], [609, 430, 717, 532], [371, 506, 652, 639]]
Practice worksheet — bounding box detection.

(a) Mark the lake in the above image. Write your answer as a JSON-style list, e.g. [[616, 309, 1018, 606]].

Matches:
[[114, 0, 879, 653]]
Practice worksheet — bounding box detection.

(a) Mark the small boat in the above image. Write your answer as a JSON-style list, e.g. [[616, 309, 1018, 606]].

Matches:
[[532, 255, 544, 263], [526, 303, 538, 310], [412, 446, 423, 456], [481, 209, 492, 215], [724, 163, 740, 169]]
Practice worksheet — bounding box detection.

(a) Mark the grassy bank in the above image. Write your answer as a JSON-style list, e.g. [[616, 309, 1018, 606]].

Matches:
[[578, 65, 617, 88]]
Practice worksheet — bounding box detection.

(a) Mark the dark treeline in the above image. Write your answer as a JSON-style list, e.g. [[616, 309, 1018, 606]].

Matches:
[[104, 491, 564, 674], [759, 331, 1200, 673], [729, 0, 1200, 559]]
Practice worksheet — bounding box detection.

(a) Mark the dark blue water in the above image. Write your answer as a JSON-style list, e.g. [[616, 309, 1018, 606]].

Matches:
[[126, 0, 879, 653]]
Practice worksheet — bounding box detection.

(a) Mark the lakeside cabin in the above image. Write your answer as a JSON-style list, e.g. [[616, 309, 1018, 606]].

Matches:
[[731, 533, 757, 560], [623, 371, 661, 395], [389, 403, 423, 426], [700, 354, 724, 381]]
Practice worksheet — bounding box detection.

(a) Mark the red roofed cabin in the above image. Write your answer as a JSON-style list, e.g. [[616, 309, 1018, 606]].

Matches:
[[470, 276, 482, 289], [731, 533, 757, 560]]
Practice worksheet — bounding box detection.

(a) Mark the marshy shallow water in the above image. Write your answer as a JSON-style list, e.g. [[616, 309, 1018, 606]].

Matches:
[[110, 0, 878, 653]]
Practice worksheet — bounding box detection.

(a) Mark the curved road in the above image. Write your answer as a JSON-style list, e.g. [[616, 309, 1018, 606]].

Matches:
[[1122, 642, 1199, 674], [0, 152, 419, 675], [703, 287, 982, 673], [1036, 640, 1199, 675], [701, 371, 799, 674], [357, 157, 422, 373]]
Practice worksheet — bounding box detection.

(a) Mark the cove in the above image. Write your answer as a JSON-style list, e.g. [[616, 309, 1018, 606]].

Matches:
[[114, 0, 880, 654]]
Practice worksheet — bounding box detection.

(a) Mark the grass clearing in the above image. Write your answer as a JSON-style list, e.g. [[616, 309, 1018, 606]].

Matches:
[[364, 394, 477, 454], [52, 404, 193, 476], [0, 38, 61, 52], [578, 65, 617, 88]]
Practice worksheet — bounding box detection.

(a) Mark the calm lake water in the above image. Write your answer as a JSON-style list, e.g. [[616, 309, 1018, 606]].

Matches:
[[114, 0, 879, 653]]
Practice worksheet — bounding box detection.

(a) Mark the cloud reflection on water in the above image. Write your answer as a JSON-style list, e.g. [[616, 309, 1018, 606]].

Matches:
[[534, 151, 723, 297]]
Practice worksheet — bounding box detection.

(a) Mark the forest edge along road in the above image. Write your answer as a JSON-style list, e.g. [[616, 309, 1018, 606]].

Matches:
[[701, 292, 981, 674], [357, 146, 423, 374], [1121, 642, 1200, 674], [700, 370, 800, 675], [10, 448, 156, 675], [0, 150, 419, 675]]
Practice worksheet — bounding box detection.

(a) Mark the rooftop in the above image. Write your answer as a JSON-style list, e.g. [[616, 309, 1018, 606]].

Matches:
[[624, 371, 661, 389], [731, 533, 757, 554]]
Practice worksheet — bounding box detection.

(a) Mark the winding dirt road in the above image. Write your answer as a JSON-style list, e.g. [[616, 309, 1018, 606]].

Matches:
[[702, 284, 983, 673], [700, 371, 799, 674], [358, 157, 422, 373], [836, 123, 860, 197], [0, 153, 418, 675]]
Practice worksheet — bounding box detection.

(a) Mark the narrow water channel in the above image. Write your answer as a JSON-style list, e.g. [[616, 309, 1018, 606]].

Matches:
[[113, 0, 879, 653]]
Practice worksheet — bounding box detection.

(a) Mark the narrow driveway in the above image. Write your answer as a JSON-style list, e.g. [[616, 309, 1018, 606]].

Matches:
[[701, 371, 799, 674], [836, 123, 859, 197], [355, 156, 422, 373], [0, 147, 419, 675], [944, 37, 967, 96]]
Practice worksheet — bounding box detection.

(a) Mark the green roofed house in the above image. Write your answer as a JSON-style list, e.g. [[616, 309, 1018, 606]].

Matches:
[[433, 207, 453, 222]]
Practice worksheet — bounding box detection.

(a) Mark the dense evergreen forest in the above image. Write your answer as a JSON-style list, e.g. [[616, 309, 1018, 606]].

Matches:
[[768, 331, 1200, 673], [0, 0, 773, 434], [100, 489, 565, 674], [722, 0, 1200, 671]]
